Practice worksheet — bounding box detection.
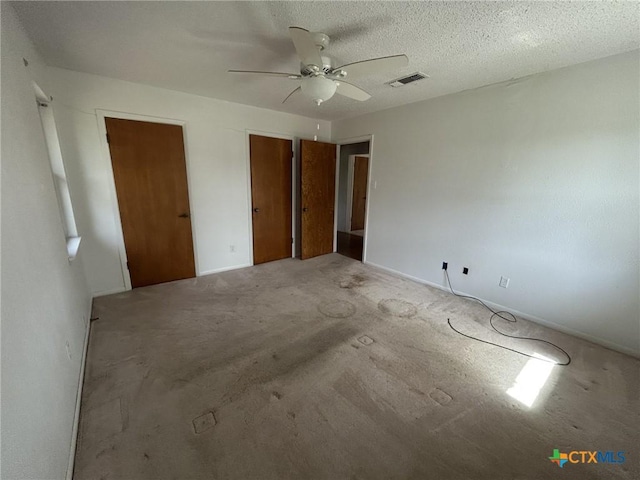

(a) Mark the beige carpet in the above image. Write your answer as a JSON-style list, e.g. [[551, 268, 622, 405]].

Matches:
[[75, 254, 639, 479]]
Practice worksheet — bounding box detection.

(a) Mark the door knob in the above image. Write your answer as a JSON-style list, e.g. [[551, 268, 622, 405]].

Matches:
[[253, 208, 260, 213], [178, 213, 190, 218], [302, 207, 308, 212]]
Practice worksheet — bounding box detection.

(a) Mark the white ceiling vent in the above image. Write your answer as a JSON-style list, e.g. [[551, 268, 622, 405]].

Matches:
[[387, 72, 429, 87]]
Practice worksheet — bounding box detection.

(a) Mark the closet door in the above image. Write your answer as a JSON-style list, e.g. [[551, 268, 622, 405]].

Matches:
[[106, 118, 195, 287], [300, 139, 336, 259], [249, 134, 293, 264]]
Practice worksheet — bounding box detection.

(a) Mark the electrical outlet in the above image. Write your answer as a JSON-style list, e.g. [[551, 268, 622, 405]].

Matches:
[[442, 262, 448, 270], [230, 245, 235, 253], [463, 267, 469, 275], [499, 276, 510, 288]]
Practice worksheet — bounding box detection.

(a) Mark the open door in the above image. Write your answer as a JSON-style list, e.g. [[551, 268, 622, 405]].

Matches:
[[350, 156, 369, 231], [249, 134, 293, 264], [300, 139, 336, 259], [106, 118, 195, 288]]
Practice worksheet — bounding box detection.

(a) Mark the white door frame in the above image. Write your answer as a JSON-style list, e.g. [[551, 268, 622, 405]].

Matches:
[[334, 134, 374, 263], [96, 109, 197, 291], [245, 130, 297, 265]]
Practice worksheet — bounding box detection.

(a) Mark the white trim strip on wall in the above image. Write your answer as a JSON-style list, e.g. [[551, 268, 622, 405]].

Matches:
[[65, 299, 93, 480]]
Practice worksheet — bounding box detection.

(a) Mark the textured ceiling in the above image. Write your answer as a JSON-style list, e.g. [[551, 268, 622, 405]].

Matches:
[[12, 1, 640, 121]]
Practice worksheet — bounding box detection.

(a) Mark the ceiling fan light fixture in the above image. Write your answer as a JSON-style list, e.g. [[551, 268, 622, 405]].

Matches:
[[229, 27, 409, 106], [301, 75, 337, 105]]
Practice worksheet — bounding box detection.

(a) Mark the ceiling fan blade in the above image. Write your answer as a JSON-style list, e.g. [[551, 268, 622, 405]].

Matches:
[[228, 70, 301, 79], [333, 54, 409, 80], [282, 86, 301, 104], [289, 27, 323, 68], [335, 81, 371, 101]]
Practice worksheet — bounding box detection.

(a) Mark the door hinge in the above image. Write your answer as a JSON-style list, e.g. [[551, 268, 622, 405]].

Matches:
[[291, 237, 294, 244], [106, 133, 110, 144], [126, 261, 129, 270]]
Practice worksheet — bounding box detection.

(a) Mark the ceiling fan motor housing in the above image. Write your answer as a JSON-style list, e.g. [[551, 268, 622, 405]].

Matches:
[[301, 55, 333, 75], [298, 32, 332, 75]]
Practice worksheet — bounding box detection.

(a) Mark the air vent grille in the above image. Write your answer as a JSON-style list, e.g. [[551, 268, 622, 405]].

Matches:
[[387, 72, 429, 87]]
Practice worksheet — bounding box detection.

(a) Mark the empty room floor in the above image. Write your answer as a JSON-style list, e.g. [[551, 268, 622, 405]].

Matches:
[[75, 254, 639, 479]]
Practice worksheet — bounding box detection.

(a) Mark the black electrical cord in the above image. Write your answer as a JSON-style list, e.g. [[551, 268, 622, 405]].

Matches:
[[444, 269, 571, 366]]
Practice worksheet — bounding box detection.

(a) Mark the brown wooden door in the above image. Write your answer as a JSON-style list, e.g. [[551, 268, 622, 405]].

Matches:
[[106, 118, 195, 288], [249, 135, 293, 264], [301, 139, 336, 259], [350, 156, 369, 231]]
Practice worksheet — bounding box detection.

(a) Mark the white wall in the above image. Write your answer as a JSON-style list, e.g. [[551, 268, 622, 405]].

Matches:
[[333, 51, 640, 356], [1, 5, 93, 479], [44, 68, 330, 295]]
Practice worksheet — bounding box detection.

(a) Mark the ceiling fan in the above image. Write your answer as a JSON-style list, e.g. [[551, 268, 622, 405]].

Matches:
[[229, 27, 409, 105]]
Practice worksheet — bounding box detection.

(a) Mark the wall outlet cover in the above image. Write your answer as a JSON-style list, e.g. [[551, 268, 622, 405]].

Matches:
[[499, 276, 510, 288]]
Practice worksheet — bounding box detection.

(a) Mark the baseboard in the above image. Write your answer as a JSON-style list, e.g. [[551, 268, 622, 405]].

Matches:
[[364, 260, 640, 358], [199, 263, 252, 276], [92, 265, 254, 296], [66, 298, 93, 480], [92, 286, 127, 297]]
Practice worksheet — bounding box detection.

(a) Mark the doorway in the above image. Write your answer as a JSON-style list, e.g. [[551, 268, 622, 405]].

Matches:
[[350, 155, 369, 233], [336, 141, 370, 261], [105, 117, 196, 288], [249, 134, 293, 264]]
